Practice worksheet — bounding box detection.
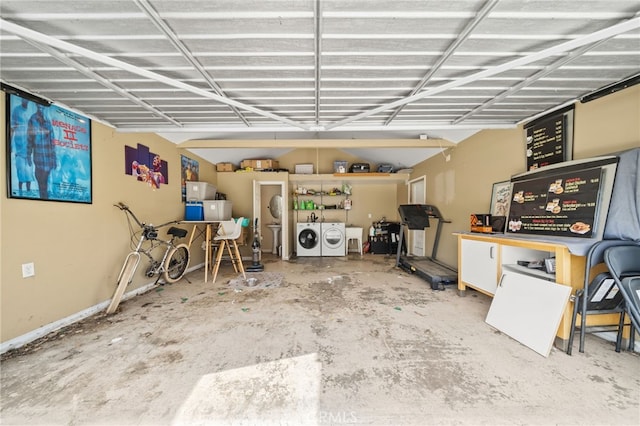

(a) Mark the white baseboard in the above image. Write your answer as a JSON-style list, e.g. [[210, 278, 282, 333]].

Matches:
[[0, 263, 203, 355]]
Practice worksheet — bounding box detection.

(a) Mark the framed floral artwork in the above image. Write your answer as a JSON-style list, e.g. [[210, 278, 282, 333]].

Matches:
[[490, 180, 512, 217]]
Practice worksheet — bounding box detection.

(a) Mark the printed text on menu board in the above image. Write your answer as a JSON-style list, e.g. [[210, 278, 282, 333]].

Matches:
[[507, 167, 602, 238], [526, 115, 566, 171]]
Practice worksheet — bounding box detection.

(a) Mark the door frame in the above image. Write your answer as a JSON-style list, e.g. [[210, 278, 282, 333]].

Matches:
[[253, 180, 289, 260], [408, 175, 426, 256]]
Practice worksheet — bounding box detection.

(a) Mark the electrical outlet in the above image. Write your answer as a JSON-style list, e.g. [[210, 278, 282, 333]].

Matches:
[[368, 213, 372, 218], [22, 262, 35, 278], [445, 154, 451, 162]]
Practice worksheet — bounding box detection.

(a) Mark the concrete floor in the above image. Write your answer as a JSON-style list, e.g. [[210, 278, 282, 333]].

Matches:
[[1, 254, 639, 425]]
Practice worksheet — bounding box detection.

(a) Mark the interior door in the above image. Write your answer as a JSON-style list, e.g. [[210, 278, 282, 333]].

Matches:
[[408, 176, 426, 256]]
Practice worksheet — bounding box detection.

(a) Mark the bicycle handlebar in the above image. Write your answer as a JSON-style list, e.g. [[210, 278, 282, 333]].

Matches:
[[115, 202, 180, 231]]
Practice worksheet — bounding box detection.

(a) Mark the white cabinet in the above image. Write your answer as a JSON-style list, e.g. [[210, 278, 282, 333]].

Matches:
[[460, 239, 499, 295], [456, 232, 588, 348], [459, 235, 556, 297]]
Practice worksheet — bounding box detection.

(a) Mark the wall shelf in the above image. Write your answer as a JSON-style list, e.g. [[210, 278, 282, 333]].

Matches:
[[289, 173, 409, 184], [502, 263, 556, 282], [294, 181, 349, 223]]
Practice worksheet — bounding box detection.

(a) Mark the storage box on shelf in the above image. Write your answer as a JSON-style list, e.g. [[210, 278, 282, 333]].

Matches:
[[295, 164, 314, 174], [203, 200, 233, 221], [216, 162, 237, 172], [186, 181, 216, 201], [240, 159, 279, 170], [349, 163, 370, 173], [333, 161, 348, 173], [184, 181, 217, 221]]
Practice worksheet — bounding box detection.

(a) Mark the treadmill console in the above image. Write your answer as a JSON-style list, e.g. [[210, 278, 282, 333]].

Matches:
[[398, 204, 442, 230]]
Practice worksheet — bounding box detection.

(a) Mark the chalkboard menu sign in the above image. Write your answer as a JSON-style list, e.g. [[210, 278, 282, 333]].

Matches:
[[507, 166, 603, 238], [524, 106, 574, 171]]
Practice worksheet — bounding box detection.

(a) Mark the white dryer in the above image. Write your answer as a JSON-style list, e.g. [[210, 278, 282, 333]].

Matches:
[[296, 222, 322, 256], [321, 222, 346, 256]]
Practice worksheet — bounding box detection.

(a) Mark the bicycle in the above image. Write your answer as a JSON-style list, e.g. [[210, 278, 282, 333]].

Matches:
[[106, 202, 190, 314]]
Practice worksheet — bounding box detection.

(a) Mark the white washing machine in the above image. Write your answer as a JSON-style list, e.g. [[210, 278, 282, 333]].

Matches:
[[321, 222, 346, 256], [296, 222, 322, 256]]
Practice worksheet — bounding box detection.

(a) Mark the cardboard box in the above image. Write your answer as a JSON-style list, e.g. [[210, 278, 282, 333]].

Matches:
[[240, 159, 279, 170], [203, 200, 233, 221], [216, 162, 237, 172], [186, 182, 216, 201], [295, 164, 314, 174], [185, 202, 204, 221], [470, 213, 493, 233]]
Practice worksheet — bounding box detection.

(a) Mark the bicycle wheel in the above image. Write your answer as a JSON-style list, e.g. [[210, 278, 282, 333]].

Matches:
[[163, 243, 190, 283]]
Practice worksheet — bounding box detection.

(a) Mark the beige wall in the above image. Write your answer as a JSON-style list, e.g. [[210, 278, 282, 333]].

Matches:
[[216, 152, 406, 257], [411, 85, 640, 268], [1, 99, 215, 342], [277, 148, 363, 175], [2, 84, 638, 345], [573, 86, 640, 159]]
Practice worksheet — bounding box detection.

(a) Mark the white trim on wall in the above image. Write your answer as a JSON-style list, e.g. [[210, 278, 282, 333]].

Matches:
[[0, 262, 203, 355]]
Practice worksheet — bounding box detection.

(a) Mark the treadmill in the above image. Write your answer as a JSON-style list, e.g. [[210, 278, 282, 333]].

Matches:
[[396, 204, 458, 290]]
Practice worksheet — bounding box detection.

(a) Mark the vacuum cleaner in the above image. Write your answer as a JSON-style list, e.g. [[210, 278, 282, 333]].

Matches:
[[245, 217, 265, 272]]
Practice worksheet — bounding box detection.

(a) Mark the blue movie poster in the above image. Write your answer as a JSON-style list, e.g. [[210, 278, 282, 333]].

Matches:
[[7, 93, 92, 203]]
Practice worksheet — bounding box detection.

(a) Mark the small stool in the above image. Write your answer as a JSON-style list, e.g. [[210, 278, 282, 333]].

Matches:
[[345, 227, 363, 255]]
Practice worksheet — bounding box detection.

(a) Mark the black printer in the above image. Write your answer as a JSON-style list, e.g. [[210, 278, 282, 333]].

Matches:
[[349, 163, 370, 173]]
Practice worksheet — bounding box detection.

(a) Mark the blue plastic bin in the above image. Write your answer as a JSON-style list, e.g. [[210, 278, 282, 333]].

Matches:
[[185, 202, 204, 221]]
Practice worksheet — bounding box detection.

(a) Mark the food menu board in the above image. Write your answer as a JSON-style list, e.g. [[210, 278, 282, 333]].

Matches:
[[507, 167, 602, 238], [524, 106, 574, 171]]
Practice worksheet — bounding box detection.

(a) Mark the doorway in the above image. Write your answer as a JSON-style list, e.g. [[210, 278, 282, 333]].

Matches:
[[253, 181, 289, 260], [408, 176, 426, 256]]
